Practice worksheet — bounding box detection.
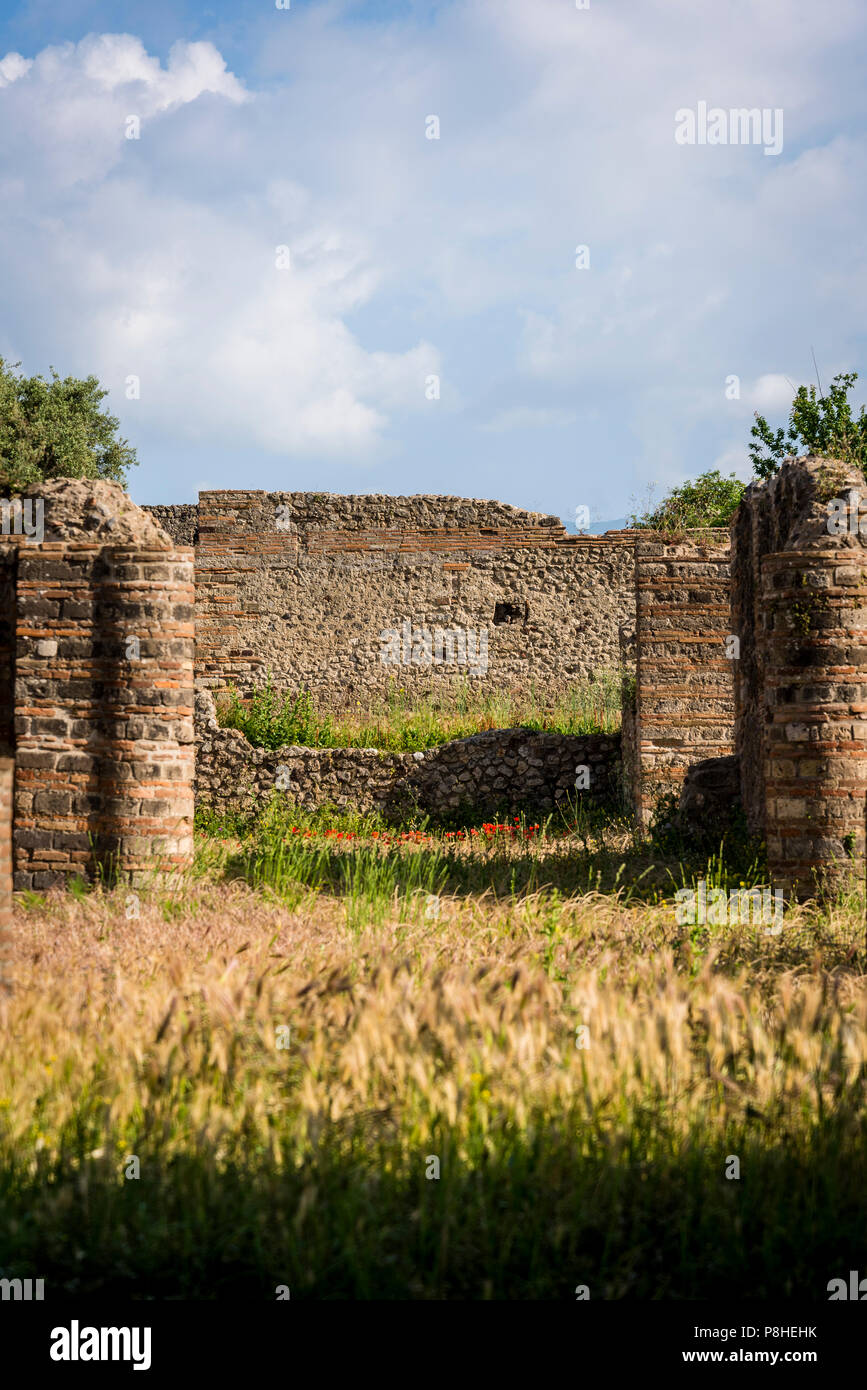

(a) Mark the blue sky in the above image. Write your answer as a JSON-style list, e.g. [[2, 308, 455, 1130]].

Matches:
[[1, 0, 866, 526]]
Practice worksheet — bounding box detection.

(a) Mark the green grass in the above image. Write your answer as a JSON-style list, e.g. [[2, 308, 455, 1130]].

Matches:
[[216, 671, 624, 752], [4, 797, 866, 1301], [4, 1123, 867, 1299], [202, 789, 769, 911]]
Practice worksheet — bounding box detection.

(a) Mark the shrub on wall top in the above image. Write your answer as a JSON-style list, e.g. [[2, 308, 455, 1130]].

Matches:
[[629, 469, 746, 531], [750, 371, 867, 479]]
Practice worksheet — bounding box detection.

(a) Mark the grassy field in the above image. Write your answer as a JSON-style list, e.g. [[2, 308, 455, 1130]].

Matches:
[[2, 799, 866, 1300], [216, 669, 624, 751]]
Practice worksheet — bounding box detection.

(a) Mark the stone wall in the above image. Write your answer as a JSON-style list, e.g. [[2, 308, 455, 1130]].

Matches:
[[195, 692, 621, 821], [632, 533, 735, 825], [145, 504, 199, 547], [146, 492, 635, 707]]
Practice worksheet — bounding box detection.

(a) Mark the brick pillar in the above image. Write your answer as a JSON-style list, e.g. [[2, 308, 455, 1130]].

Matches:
[[0, 545, 15, 753], [761, 548, 867, 897], [14, 543, 194, 889], [95, 547, 195, 880], [633, 534, 735, 825]]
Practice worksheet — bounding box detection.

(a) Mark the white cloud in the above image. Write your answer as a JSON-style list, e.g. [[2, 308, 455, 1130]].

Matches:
[[0, 33, 439, 459], [0, 52, 31, 87], [76, 35, 248, 109], [747, 374, 796, 412], [2, 1, 867, 505]]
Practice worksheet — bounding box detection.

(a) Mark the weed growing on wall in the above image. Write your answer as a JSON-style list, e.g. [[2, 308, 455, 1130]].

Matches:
[[216, 671, 625, 751]]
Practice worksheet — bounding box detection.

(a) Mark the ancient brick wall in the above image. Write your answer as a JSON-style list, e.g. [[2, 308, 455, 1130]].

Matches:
[[147, 493, 635, 707], [0, 481, 197, 891], [0, 546, 15, 754], [196, 692, 620, 820], [632, 533, 735, 825], [732, 456, 867, 895], [0, 757, 12, 999], [13, 541, 196, 890]]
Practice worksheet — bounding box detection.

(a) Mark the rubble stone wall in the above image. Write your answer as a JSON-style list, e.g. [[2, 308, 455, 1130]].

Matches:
[[146, 493, 635, 707], [195, 692, 621, 821]]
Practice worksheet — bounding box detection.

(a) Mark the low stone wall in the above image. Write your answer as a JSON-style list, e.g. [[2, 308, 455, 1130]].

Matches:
[[195, 694, 621, 821]]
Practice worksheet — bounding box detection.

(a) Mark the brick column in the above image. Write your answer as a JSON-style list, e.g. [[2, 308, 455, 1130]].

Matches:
[[760, 548, 867, 897], [0, 545, 15, 753], [93, 547, 195, 880], [14, 543, 194, 889], [633, 535, 735, 825]]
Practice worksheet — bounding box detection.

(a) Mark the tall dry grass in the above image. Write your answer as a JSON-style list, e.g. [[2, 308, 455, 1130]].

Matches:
[[2, 863, 867, 1298]]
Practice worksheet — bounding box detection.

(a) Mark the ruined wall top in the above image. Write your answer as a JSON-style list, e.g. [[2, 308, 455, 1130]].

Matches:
[[4, 479, 174, 548], [144, 491, 638, 549], [738, 454, 867, 555]]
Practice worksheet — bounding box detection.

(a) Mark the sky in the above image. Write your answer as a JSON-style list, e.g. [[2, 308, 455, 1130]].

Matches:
[[1, 0, 866, 527]]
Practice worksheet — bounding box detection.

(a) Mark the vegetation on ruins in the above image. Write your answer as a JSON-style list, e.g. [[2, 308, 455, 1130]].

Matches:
[[216, 671, 623, 751], [0, 357, 137, 493], [629, 468, 745, 531], [631, 370, 867, 531], [750, 370, 867, 478], [3, 802, 866, 1298]]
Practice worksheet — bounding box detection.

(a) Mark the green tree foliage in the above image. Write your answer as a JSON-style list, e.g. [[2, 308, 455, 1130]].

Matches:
[[0, 357, 137, 493], [630, 468, 746, 531], [749, 371, 867, 479]]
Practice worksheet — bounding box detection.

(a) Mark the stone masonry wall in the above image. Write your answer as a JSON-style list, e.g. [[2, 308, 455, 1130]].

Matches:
[[147, 493, 635, 707], [145, 504, 199, 547], [195, 693, 621, 821], [632, 533, 735, 825], [0, 758, 12, 999]]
